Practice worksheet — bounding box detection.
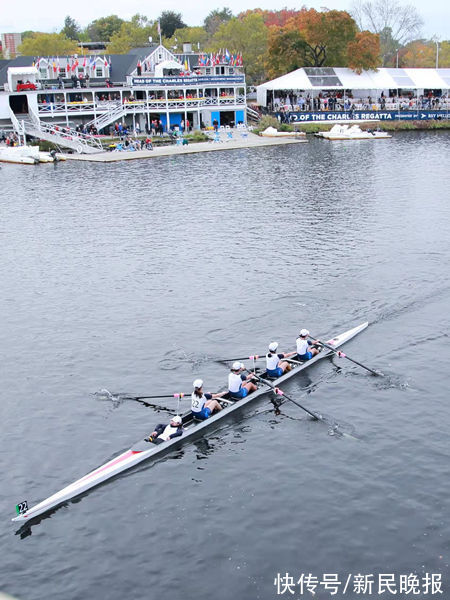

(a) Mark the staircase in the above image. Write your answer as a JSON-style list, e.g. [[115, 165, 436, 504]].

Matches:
[[9, 107, 104, 154], [246, 105, 261, 125], [85, 103, 126, 132]]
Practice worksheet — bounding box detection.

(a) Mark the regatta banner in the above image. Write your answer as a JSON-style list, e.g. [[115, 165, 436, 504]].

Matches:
[[131, 75, 245, 86], [283, 110, 450, 122]]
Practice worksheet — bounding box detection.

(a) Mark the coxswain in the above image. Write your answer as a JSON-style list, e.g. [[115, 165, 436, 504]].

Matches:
[[266, 342, 296, 377], [296, 329, 321, 361], [191, 379, 224, 420], [145, 415, 183, 443], [228, 362, 257, 399]]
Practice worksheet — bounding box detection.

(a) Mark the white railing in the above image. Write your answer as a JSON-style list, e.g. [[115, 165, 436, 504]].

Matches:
[[25, 105, 104, 153]]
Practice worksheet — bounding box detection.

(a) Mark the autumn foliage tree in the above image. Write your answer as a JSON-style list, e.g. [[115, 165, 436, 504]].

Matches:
[[347, 31, 380, 73], [267, 8, 379, 77]]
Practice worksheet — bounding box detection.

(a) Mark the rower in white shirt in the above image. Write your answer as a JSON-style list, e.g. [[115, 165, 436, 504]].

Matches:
[[265, 342, 296, 377], [296, 329, 321, 361], [191, 379, 224, 420], [228, 362, 257, 399]]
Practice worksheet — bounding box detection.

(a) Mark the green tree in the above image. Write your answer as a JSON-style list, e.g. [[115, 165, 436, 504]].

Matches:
[[204, 8, 233, 36], [18, 33, 78, 56], [378, 27, 401, 66], [106, 15, 157, 54], [87, 15, 124, 42], [267, 28, 309, 78], [159, 11, 187, 38], [21, 30, 37, 40], [61, 16, 81, 41], [165, 27, 209, 51], [209, 12, 269, 84]]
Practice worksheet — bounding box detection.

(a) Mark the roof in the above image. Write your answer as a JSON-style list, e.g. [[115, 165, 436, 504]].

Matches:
[[257, 67, 450, 92]]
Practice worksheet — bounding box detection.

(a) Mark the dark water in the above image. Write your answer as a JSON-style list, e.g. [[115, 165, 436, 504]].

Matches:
[[1, 132, 449, 600]]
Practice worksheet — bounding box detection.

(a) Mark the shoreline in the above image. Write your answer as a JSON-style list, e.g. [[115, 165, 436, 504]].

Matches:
[[64, 132, 307, 162]]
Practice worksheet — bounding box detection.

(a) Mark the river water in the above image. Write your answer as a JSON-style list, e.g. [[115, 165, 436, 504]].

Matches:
[[1, 132, 449, 600]]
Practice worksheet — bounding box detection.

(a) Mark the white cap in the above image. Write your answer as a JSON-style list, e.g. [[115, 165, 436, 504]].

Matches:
[[232, 361, 242, 370], [268, 342, 278, 352], [171, 415, 182, 425], [193, 379, 203, 389], [300, 329, 309, 337]]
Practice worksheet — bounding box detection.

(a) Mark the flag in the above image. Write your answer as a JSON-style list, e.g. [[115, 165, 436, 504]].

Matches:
[[53, 59, 57, 73], [157, 21, 161, 36], [184, 58, 188, 71], [225, 48, 230, 63], [83, 56, 87, 68], [104, 56, 108, 67]]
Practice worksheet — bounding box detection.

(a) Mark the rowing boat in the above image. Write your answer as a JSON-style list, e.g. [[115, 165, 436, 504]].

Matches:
[[12, 321, 368, 523]]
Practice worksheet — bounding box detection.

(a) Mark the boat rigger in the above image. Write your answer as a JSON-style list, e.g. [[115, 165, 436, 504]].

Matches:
[[13, 321, 369, 524]]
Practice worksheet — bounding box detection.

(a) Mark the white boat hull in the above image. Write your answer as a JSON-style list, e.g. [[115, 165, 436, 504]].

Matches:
[[317, 124, 391, 140], [12, 321, 368, 523]]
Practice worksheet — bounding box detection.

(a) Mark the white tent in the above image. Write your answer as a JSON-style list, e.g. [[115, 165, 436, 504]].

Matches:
[[7, 66, 39, 92], [154, 59, 183, 77], [257, 67, 450, 106]]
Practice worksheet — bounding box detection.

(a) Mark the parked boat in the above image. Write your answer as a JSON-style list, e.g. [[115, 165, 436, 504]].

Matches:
[[13, 321, 368, 523], [0, 146, 39, 164], [260, 126, 306, 138], [316, 124, 391, 140]]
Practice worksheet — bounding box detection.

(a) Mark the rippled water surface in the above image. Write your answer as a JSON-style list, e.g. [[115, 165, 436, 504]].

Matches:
[[1, 132, 450, 600]]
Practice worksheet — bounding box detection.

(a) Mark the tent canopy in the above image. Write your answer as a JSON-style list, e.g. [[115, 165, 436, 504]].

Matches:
[[257, 67, 450, 106]]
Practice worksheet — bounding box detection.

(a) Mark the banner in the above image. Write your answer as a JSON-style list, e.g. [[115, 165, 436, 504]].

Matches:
[[281, 110, 449, 122], [131, 75, 245, 86]]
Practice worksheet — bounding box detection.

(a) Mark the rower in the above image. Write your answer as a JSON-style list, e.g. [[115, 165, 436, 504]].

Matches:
[[191, 379, 224, 420], [228, 362, 257, 399], [266, 342, 296, 377], [145, 415, 184, 443], [296, 329, 321, 361]]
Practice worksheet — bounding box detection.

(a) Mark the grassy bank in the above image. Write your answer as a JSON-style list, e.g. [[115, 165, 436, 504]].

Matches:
[[30, 130, 209, 152]]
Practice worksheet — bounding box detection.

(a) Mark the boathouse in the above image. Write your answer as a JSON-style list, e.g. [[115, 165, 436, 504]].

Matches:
[[0, 43, 247, 151]]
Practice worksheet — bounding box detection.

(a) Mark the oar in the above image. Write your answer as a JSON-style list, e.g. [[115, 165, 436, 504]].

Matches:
[[120, 392, 189, 401], [309, 334, 383, 376], [248, 372, 357, 439], [95, 389, 190, 402], [217, 354, 265, 363]]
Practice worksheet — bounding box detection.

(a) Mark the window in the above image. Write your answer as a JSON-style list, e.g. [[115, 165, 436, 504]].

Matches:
[[39, 68, 48, 78], [96, 67, 103, 77], [60, 68, 66, 77]]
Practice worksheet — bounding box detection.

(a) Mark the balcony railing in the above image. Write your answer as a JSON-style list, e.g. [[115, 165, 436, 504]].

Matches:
[[37, 95, 246, 117]]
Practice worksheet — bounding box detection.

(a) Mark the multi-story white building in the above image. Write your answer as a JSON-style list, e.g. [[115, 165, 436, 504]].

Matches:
[[0, 43, 247, 152]]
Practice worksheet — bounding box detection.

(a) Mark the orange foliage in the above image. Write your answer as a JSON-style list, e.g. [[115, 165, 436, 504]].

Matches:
[[347, 31, 381, 72], [402, 41, 435, 67]]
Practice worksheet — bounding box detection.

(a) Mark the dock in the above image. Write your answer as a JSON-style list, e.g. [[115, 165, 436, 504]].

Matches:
[[64, 132, 307, 162]]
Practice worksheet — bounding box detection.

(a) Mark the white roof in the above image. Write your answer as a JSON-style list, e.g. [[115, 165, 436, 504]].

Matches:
[[257, 67, 450, 92], [8, 66, 39, 75]]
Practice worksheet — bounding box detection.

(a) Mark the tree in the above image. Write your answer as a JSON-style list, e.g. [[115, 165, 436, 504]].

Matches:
[[378, 27, 401, 67], [165, 27, 209, 51], [18, 33, 78, 56], [159, 11, 187, 38], [87, 15, 124, 42], [204, 8, 233, 36], [350, 0, 423, 64], [106, 15, 157, 54], [209, 12, 269, 84], [267, 28, 309, 78], [347, 31, 381, 72], [60, 16, 81, 41], [267, 8, 380, 76]]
